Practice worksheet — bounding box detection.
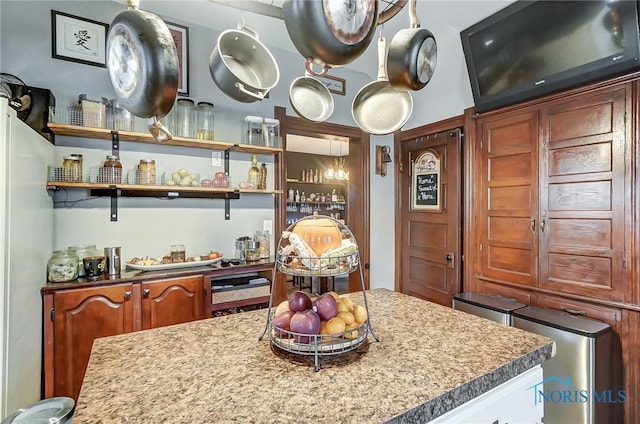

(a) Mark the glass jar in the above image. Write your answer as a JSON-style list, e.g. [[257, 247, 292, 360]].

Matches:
[[196, 102, 215, 140], [175, 98, 195, 138], [47, 250, 79, 283], [244, 241, 260, 262], [248, 154, 260, 189], [101, 155, 122, 184], [70, 154, 83, 181], [68, 244, 98, 277], [107, 99, 133, 131], [254, 230, 270, 259], [138, 159, 156, 185], [62, 156, 82, 182], [244, 116, 263, 145], [170, 244, 186, 263]]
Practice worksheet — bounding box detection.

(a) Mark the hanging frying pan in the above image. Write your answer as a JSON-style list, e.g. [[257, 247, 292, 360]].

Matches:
[[352, 36, 413, 135], [283, 0, 378, 69], [106, 0, 179, 141], [386, 0, 437, 91], [289, 59, 334, 122]]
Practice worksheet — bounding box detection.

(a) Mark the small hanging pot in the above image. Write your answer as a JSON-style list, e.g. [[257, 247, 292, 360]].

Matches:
[[106, 0, 178, 141], [386, 0, 437, 91], [289, 59, 334, 123], [209, 19, 280, 103]]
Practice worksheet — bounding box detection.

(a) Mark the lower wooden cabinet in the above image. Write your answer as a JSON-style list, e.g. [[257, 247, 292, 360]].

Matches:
[[43, 275, 205, 401], [141, 276, 204, 330]]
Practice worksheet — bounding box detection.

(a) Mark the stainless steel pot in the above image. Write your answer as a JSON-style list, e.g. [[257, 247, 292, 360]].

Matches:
[[352, 36, 413, 135], [289, 59, 334, 122], [106, 0, 178, 141], [209, 21, 279, 103], [387, 0, 437, 91], [283, 0, 378, 69]]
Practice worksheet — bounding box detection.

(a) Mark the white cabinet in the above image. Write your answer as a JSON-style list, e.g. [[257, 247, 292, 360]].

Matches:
[[429, 365, 544, 424]]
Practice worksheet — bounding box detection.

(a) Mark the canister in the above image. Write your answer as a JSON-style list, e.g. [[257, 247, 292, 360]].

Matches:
[[102, 155, 122, 184], [138, 159, 156, 185], [78, 94, 107, 128], [175, 98, 195, 138], [104, 246, 121, 276], [244, 240, 260, 262], [244, 116, 263, 145], [196, 102, 215, 140]]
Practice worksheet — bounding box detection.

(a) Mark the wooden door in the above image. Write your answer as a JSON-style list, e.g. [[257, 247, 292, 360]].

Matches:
[[399, 129, 461, 306], [538, 86, 628, 301], [52, 284, 136, 400], [477, 111, 539, 286], [141, 276, 204, 330]]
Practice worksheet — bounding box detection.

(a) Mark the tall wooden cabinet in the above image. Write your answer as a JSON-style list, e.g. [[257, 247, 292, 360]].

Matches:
[[465, 77, 638, 423]]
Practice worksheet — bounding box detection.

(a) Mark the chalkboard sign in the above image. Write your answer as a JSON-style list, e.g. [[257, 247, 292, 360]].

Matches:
[[415, 173, 438, 205], [412, 150, 441, 211]]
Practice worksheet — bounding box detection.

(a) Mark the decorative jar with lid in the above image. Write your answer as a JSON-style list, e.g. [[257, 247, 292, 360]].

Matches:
[[47, 250, 80, 283]]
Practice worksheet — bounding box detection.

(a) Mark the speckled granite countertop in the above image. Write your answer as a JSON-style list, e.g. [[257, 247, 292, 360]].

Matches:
[[74, 289, 553, 423]]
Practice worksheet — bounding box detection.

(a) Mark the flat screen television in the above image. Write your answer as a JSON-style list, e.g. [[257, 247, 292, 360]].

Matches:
[[460, 0, 640, 113]]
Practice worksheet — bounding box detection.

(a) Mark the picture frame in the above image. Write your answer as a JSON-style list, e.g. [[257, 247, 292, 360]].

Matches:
[[165, 22, 190, 96], [51, 10, 108, 68], [316, 74, 346, 96]]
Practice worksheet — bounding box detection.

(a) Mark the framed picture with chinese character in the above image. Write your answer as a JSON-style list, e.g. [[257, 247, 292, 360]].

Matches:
[[51, 10, 108, 68], [165, 22, 190, 96]]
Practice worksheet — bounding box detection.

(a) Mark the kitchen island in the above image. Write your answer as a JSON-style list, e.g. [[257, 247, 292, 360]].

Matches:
[[73, 289, 553, 423]]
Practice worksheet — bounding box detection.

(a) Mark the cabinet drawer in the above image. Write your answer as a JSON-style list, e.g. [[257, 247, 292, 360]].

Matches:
[[535, 293, 621, 330], [481, 281, 534, 305]]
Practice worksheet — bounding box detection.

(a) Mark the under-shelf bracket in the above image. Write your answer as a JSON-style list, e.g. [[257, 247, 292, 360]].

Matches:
[[111, 131, 120, 155], [109, 186, 118, 222], [225, 198, 231, 220]]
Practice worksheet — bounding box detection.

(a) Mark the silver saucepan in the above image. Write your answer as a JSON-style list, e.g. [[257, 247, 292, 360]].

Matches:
[[352, 36, 413, 135], [106, 0, 178, 142], [386, 0, 437, 91], [209, 19, 280, 103], [289, 59, 334, 122]]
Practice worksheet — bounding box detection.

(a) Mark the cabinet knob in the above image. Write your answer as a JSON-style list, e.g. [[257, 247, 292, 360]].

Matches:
[[124, 291, 132, 300], [143, 288, 150, 297]]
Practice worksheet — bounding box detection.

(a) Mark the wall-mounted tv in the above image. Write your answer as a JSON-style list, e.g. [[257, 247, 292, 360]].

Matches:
[[461, 0, 640, 113]]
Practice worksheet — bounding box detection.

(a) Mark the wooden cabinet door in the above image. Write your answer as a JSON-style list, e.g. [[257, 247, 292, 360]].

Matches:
[[538, 86, 629, 301], [476, 110, 539, 286], [141, 275, 204, 330], [52, 284, 136, 400]]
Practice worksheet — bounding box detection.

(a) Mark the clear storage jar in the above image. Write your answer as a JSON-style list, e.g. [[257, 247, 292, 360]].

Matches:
[[196, 102, 215, 140], [62, 156, 82, 182], [138, 159, 156, 185], [254, 230, 270, 259], [101, 155, 122, 184], [47, 250, 80, 282], [176, 98, 195, 138]]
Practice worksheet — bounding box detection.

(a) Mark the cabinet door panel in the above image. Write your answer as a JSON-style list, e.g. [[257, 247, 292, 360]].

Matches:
[[53, 284, 135, 400], [481, 281, 534, 305], [478, 111, 539, 286], [539, 87, 627, 301], [142, 276, 204, 330]]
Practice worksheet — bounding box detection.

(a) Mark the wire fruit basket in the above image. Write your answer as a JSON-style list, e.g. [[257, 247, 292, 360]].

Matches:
[[259, 215, 379, 371]]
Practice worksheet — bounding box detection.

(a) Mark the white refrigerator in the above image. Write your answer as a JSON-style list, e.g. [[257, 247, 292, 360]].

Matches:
[[0, 98, 53, 418]]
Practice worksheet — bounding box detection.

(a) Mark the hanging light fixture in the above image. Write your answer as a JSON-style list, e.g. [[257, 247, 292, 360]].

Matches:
[[325, 139, 349, 181], [324, 139, 336, 180]]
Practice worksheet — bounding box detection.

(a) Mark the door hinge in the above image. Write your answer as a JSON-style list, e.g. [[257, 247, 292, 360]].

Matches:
[[50, 308, 55, 321], [479, 243, 483, 251], [399, 161, 403, 173], [623, 259, 627, 270]]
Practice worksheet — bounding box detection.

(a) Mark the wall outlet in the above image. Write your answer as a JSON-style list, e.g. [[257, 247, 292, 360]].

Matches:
[[263, 219, 273, 234], [211, 151, 222, 166]]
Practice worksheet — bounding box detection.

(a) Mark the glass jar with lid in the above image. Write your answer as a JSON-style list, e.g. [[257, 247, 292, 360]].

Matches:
[[47, 250, 80, 283], [68, 245, 98, 277], [138, 159, 156, 185], [175, 98, 195, 138], [196, 102, 215, 140], [62, 156, 82, 182], [101, 155, 122, 184]]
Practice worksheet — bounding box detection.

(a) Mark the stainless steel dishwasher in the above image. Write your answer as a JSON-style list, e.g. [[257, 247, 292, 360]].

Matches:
[[452, 292, 527, 325], [512, 306, 620, 424]]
